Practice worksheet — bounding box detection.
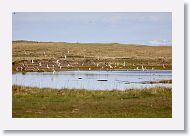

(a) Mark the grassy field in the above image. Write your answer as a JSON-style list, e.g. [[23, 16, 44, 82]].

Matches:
[[12, 41, 172, 72], [12, 85, 172, 118]]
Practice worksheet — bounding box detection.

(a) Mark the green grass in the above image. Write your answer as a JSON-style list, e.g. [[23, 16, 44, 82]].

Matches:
[[12, 85, 172, 118]]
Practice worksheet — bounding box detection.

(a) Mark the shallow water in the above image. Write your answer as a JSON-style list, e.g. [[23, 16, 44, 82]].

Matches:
[[12, 70, 172, 91]]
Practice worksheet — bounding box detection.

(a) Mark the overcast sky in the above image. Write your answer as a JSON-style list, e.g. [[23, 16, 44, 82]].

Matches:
[[12, 12, 172, 46]]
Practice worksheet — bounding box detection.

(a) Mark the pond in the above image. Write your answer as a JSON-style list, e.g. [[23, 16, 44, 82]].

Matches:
[[12, 70, 172, 91]]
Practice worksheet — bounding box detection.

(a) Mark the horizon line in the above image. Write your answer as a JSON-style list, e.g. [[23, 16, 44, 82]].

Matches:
[[12, 40, 172, 47]]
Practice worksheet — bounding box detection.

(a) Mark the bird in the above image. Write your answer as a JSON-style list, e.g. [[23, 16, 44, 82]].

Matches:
[[108, 64, 113, 69], [43, 52, 47, 57], [57, 62, 61, 67], [136, 67, 139, 70], [47, 64, 50, 69], [141, 65, 144, 71], [89, 68, 91, 70], [39, 62, 42, 67], [52, 69, 56, 74], [64, 55, 67, 60], [123, 61, 126, 67], [56, 60, 60, 63], [31, 59, 34, 64], [68, 51, 70, 54]]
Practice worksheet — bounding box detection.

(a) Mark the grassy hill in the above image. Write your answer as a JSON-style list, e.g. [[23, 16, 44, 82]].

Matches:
[[12, 41, 172, 72]]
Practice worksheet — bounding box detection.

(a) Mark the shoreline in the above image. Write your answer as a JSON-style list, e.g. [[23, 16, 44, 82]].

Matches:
[[12, 69, 172, 73]]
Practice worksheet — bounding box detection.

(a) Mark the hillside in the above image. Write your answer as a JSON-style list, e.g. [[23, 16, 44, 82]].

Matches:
[[12, 41, 172, 72]]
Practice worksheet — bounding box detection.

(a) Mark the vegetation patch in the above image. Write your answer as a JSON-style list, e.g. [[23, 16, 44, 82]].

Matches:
[[13, 85, 172, 118], [142, 80, 172, 84]]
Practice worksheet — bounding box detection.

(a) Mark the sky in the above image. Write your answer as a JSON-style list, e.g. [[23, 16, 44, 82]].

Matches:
[[12, 12, 172, 46]]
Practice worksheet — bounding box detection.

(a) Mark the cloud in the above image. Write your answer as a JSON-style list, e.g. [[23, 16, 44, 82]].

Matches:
[[148, 40, 172, 46]]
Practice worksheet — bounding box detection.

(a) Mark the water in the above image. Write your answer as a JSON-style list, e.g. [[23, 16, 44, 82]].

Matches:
[[12, 70, 172, 91]]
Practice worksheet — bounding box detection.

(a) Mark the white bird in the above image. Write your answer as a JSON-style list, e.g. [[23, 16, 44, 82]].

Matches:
[[141, 65, 144, 71], [31, 59, 34, 64], [136, 67, 139, 70], [108, 64, 113, 69], [52, 69, 56, 74], [39, 62, 42, 67], [123, 61, 126, 67], [57, 62, 61, 67], [68, 51, 70, 54], [47, 64, 50, 69], [64, 55, 67, 60]]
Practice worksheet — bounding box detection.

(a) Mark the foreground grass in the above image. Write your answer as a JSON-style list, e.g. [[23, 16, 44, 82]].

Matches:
[[12, 86, 172, 118]]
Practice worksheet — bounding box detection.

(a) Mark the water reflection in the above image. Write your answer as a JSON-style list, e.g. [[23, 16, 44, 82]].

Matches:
[[12, 70, 172, 91]]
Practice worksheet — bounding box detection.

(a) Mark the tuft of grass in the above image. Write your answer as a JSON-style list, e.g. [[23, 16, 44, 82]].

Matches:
[[159, 80, 172, 84], [12, 85, 172, 118], [142, 80, 172, 84]]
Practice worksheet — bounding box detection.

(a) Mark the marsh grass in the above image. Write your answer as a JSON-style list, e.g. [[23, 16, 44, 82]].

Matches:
[[12, 85, 172, 118], [159, 79, 172, 83], [142, 80, 172, 84]]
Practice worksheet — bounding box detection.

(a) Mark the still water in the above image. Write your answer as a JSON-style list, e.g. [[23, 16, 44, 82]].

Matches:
[[12, 70, 172, 91]]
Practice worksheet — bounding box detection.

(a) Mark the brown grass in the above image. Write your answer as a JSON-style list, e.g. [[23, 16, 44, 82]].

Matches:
[[12, 41, 172, 71]]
